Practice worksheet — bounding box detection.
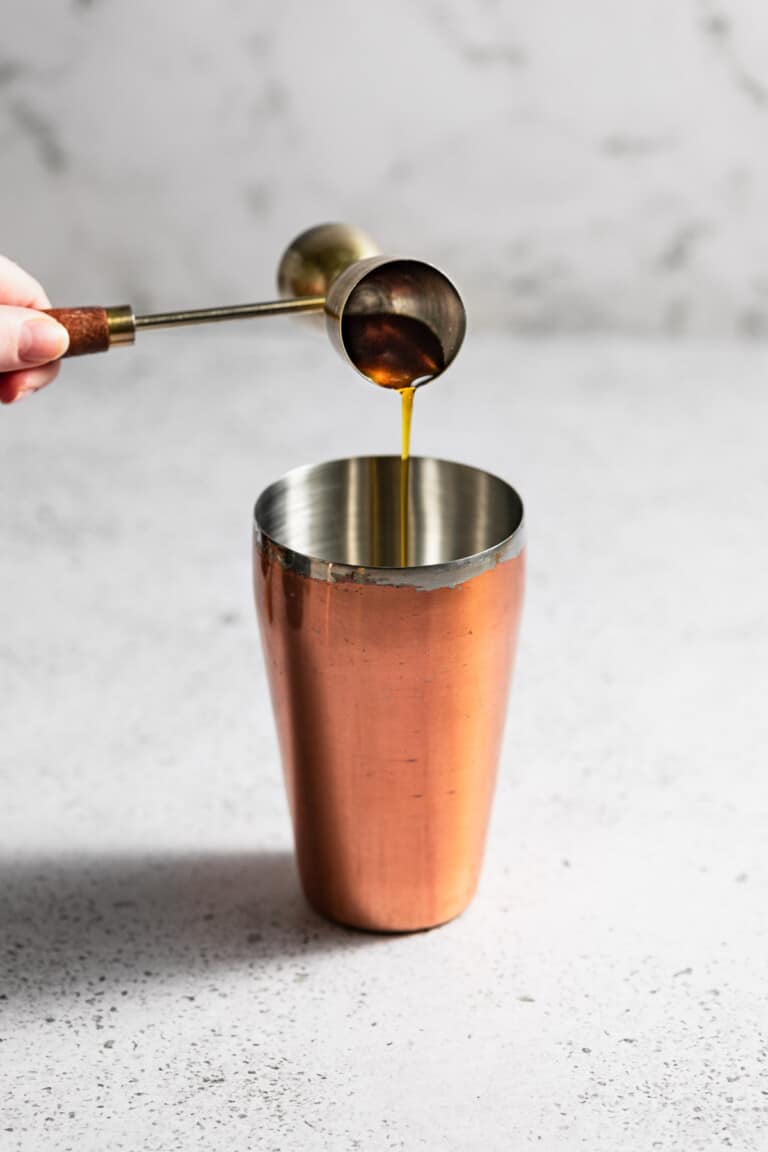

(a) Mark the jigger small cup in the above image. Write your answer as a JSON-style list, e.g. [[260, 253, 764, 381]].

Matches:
[[253, 457, 525, 932]]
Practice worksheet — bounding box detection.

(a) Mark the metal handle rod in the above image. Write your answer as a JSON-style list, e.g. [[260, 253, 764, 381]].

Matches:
[[134, 295, 326, 331]]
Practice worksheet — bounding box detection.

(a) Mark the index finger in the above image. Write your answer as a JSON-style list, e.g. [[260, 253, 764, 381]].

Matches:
[[0, 255, 51, 309]]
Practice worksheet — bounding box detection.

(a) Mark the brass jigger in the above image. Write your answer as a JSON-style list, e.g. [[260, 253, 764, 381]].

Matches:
[[43, 223, 466, 385]]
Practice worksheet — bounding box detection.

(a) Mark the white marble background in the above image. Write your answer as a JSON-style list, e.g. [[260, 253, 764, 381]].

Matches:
[[2, 0, 768, 334]]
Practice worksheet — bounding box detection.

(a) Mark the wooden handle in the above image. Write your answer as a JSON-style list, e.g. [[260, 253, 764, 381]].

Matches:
[[45, 307, 111, 357]]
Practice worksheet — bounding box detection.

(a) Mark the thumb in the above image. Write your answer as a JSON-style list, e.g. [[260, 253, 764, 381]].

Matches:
[[0, 305, 69, 372]]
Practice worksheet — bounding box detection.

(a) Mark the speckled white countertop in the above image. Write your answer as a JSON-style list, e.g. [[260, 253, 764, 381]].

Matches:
[[1, 330, 767, 1151]]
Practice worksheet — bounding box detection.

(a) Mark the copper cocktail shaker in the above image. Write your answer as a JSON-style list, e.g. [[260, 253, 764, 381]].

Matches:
[[253, 456, 525, 932]]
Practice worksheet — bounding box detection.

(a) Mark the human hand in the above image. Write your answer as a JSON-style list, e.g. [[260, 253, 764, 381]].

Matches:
[[0, 255, 69, 404]]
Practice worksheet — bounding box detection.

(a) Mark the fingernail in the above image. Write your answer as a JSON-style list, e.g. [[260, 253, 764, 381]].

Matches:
[[18, 318, 69, 365]]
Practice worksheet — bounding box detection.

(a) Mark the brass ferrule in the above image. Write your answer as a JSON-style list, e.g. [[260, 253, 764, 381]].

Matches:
[[106, 305, 136, 347]]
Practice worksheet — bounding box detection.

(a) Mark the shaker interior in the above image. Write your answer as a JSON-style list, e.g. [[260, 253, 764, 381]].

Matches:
[[254, 456, 523, 569]]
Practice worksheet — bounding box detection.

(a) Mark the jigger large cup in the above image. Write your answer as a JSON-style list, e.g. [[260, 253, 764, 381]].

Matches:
[[253, 457, 525, 932]]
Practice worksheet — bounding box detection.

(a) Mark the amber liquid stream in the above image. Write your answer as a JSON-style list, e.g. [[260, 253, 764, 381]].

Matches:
[[342, 313, 446, 566]]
